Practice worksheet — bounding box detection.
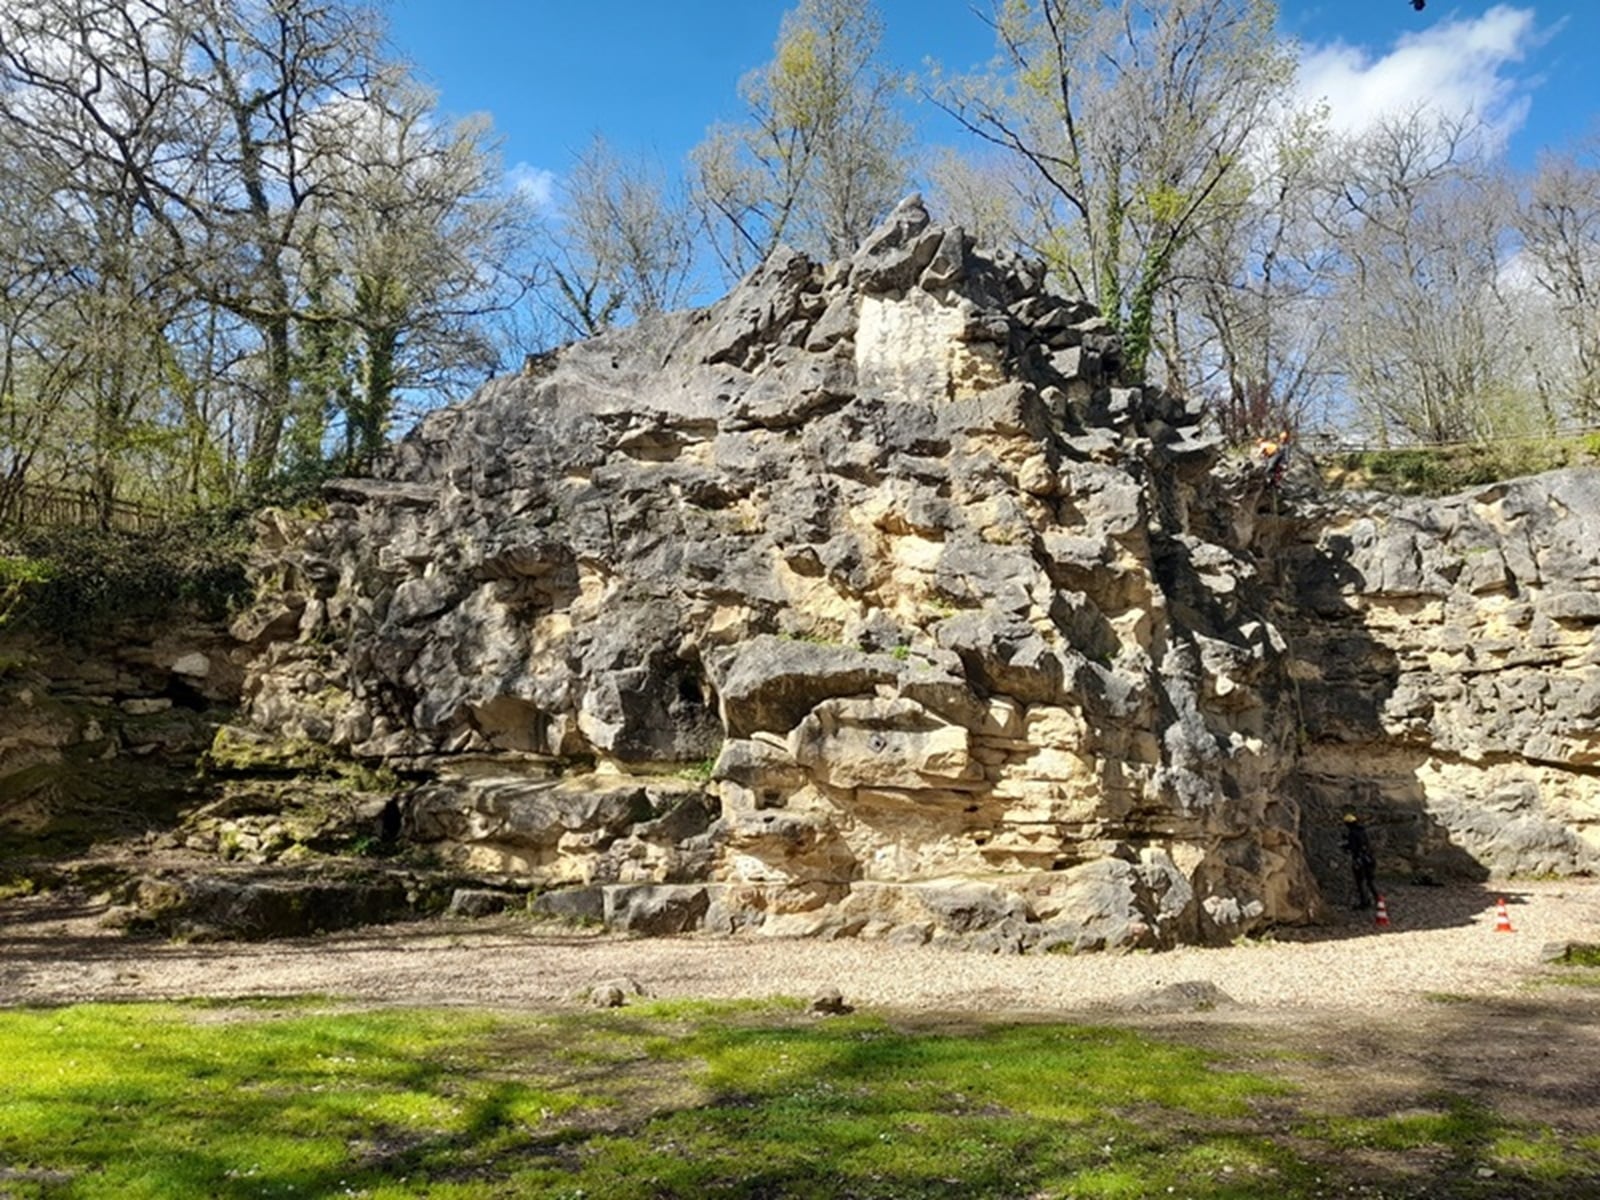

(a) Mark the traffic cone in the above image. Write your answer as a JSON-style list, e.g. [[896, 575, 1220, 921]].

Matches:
[[1493, 897, 1513, 933], [1374, 894, 1390, 928]]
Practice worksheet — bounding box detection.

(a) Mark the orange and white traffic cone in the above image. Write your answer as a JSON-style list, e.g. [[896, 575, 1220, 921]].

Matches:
[[1493, 897, 1514, 933], [1374, 894, 1390, 928]]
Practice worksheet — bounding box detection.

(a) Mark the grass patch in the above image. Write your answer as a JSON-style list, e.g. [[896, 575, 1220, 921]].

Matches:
[[1534, 967, 1600, 989], [1322, 434, 1599, 497], [0, 1000, 1595, 1198], [0, 520, 250, 637]]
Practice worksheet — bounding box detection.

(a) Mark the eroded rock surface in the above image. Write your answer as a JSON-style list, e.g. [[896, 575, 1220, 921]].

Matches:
[[232, 197, 1598, 949], [232, 198, 1310, 951], [1268, 473, 1600, 887]]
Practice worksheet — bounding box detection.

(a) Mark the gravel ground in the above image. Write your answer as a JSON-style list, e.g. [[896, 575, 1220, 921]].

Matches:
[[5, 879, 1598, 1017]]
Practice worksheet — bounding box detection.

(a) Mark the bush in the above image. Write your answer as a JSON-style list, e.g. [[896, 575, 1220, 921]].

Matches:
[[1329, 435, 1596, 497], [1, 515, 251, 637]]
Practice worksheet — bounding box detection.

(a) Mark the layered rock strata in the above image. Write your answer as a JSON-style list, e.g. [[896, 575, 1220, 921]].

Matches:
[[236, 197, 1317, 951], [0, 624, 243, 849], [1266, 472, 1600, 886]]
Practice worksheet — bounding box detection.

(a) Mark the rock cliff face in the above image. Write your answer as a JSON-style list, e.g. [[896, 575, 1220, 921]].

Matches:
[[234, 197, 1599, 950], [1268, 473, 1600, 886], [0, 624, 243, 852]]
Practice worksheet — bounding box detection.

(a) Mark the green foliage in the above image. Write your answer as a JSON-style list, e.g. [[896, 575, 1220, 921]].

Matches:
[[0, 554, 55, 629], [1327, 435, 1597, 497], [0, 873, 38, 901], [0, 555, 55, 586], [204, 727, 397, 794], [674, 754, 720, 783], [1, 517, 250, 637]]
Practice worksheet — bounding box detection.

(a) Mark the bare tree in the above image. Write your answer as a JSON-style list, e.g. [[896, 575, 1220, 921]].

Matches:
[[538, 136, 697, 340], [305, 76, 534, 469], [1516, 143, 1600, 423], [0, 140, 87, 520], [0, 0, 537, 498], [0, 0, 196, 521], [1318, 109, 1526, 445], [923, 147, 1036, 256], [691, 0, 911, 278], [1170, 107, 1343, 440], [172, 0, 389, 484], [932, 0, 1292, 379]]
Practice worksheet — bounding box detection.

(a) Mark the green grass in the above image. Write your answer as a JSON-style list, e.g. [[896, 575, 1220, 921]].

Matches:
[[1323, 434, 1600, 497], [0, 1000, 1595, 1198]]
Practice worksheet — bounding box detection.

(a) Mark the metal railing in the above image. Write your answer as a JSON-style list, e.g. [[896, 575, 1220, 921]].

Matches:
[[1301, 422, 1600, 456]]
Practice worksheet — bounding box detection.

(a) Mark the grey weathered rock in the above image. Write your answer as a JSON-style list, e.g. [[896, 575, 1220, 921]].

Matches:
[[530, 886, 606, 924], [1279, 470, 1600, 889], [604, 884, 712, 935], [569, 974, 647, 1008], [226, 200, 1600, 951], [446, 887, 520, 918], [1540, 940, 1600, 964], [1122, 979, 1235, 1013], [124, 871, 424, 940], [810, 986, 853, 1015]]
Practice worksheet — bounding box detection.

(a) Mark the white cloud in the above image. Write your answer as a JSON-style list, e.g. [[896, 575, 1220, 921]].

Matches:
[[507, 162, 558, 210], [1295, 5, 1541, 148]]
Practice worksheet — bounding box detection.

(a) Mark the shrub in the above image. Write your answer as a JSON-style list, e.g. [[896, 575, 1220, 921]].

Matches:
[[1, 515, 250, 637], [1328, 434, 1597, 497]]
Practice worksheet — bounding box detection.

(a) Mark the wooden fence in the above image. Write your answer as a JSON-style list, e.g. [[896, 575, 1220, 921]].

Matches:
[[0, 483, 166, 532]]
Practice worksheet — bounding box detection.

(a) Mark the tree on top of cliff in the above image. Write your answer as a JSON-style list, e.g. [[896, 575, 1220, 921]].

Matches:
[[690, 0, 913, 280], [535, 135, 698, 341], [930, 0, 1294, 382]]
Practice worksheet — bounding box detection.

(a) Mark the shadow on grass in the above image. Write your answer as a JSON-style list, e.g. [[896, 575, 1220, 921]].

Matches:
[[4, 996, 1600, 1199]]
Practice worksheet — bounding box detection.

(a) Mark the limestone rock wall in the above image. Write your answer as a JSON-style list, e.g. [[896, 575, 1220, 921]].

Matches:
[[1269, 473, 1600, 894], [237, 198, 1316, 951], [0, 623, 243, 848]]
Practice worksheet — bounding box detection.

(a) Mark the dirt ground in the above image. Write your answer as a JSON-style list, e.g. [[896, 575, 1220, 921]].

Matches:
[[5, 876, 1600, 1158]]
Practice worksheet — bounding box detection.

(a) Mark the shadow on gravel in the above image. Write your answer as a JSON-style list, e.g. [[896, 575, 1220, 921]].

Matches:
[[1273, 882, 1519, 943]]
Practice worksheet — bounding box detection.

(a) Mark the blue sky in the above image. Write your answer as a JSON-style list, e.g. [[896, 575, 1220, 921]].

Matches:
[[385, 1, 1599, 203]]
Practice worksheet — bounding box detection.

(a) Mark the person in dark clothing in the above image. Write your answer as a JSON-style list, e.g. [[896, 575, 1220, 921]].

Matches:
[[1342, 812, 1380, 908]]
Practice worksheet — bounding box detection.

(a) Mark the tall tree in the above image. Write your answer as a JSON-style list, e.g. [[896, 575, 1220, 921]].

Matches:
[[1516, 144, 1600, 423], [304, 76, 534, 470], [0, 0, 533, 501], [174, 0, 387, 484], [1318, 109, 1525, 445], [691, 0, 911, 278], [933, 0, 1293, 379], [0, 0, 194, 521], [538, 136, 697, 340], [1169, 107, 1342, 439]]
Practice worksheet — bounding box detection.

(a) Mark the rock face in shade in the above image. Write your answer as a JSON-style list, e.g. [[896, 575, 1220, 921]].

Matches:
[[232, 195, 1599, 950], [1264, 471, 1600, 890]]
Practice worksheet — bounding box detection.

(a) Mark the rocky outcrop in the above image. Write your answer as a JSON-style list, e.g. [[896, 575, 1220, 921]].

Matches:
[[235, 196, 1316, 951], [1269, 472, 1600, 888], [227, 196, 1600, 948], [0, 624, 245, 852]]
